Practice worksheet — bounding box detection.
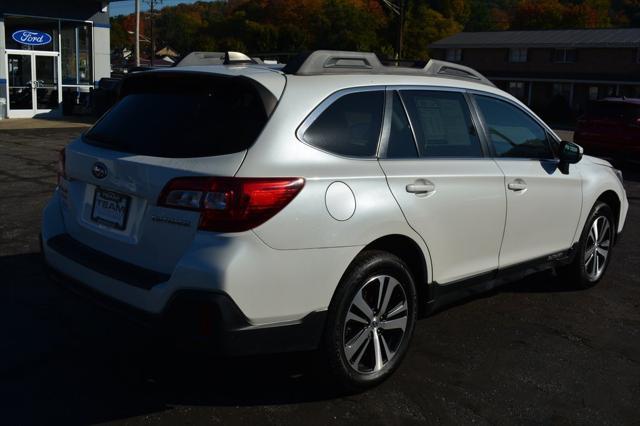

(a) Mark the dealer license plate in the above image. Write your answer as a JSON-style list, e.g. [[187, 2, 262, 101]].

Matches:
[[91, 188, 131, 230]]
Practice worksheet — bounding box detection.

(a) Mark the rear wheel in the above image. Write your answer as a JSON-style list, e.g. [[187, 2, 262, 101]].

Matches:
[[323, 250, 417, 391], [560, 201, 614, 289]]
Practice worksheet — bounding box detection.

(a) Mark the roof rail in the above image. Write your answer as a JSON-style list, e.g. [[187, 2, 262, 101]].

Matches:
[[282, 50, 495, 87], [422, 59, 495, 87]]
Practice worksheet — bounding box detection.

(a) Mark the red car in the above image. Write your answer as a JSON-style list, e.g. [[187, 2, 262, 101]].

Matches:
[[575, 98, 640, 163]]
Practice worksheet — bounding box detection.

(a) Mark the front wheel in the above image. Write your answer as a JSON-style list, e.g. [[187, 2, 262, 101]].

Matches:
[[559, 201, 615, 289], [323, 250, 417, 391]]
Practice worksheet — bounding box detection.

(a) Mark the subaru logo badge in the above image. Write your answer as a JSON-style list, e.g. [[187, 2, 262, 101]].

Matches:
[[92, 162, 108, 179]]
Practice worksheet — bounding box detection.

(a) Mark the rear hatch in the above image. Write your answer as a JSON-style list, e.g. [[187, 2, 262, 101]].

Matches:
[[59, 70, 283, 275]]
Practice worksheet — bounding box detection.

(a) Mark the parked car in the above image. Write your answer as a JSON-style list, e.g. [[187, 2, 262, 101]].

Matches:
[[42, 51, 628, 390], [574, 97, 640, 163], [91, 77, 122, 117]]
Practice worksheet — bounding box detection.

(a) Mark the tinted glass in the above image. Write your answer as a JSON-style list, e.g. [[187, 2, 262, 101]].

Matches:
[[85, 73, 272, 158], [303, 91, 384, 157], [386, 92, 418, 158], [401, 90, 482, 158], [476, 95, 553, 159]]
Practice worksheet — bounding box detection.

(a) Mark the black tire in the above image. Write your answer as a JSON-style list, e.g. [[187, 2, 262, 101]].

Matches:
[[559, 201, 615, 289], [323, 250, 418, 391]]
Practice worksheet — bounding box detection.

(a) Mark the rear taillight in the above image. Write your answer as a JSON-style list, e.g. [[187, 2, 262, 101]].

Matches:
[[56, 148, 66, 186], [158, 177, 305, 232]]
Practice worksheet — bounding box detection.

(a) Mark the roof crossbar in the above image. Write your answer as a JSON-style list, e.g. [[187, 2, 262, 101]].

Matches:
[[282, 50, 495, 87]]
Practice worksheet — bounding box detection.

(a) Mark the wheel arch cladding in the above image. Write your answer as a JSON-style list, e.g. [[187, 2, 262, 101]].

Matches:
[[360, 234, 429, 307], [596, 190, 621, 238]]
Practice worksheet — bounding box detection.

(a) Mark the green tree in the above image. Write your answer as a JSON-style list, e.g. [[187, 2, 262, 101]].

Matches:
[[110, 17, 131, 51], [313, 0, 382, 51], [404, 3, 462, 59], [511, 0, 565, 29]]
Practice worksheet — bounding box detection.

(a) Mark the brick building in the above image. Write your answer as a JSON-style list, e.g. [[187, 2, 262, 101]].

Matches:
[[429, 28, 640, 123]]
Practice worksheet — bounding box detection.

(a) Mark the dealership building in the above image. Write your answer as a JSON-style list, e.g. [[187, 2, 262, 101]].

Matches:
[[0, 1, 118, 119]]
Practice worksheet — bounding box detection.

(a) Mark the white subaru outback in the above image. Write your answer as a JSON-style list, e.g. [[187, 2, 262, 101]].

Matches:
[[42, 51, 628, 390]]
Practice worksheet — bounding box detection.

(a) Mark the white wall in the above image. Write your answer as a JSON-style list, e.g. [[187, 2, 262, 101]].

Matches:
[[94, 26, 110, 81]]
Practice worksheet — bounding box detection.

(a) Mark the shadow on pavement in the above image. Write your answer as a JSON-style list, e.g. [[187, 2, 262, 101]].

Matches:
[[0, 249, 605, 425], [0, 252, 348, 425]]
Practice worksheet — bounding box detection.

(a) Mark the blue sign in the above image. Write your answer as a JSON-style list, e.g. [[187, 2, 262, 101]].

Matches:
[[12, 30, 52, 46]]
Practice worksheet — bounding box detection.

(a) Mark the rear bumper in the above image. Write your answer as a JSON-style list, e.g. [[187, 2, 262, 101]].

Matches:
[[40, 191, 344, 355], [44, 260, 326, 356], [42, 191, 357, 322]]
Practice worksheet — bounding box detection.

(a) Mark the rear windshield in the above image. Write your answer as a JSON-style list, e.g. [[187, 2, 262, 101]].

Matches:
[[84, 72, 276, 158], [586, 101, 640, 120]]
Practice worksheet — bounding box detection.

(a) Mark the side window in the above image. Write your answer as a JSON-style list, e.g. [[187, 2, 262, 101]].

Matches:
[[387, 92, 418, 158], [547, 132, 561, 157], [401, 90, 483, 158], [475, 95, 553, 159], [302, 91, 384, 157]]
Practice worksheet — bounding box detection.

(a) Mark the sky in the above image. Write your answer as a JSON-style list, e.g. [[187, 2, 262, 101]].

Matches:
[[109, 0, 210, 17]]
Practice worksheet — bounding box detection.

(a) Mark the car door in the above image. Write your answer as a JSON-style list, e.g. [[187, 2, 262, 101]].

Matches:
[[472, 94, 582, 268], [378, 88, 507, 284]]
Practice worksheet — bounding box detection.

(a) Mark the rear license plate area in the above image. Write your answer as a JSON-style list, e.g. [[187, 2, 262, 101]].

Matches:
[[91, 188, 131, 230]]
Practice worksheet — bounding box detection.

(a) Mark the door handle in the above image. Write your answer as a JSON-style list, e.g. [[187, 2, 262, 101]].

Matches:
[[507, 179, 527, 191], [406, 180, 435, 194]]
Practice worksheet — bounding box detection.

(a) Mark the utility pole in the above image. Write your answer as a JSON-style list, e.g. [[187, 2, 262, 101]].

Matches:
[[144, 0, 162, 67], [135, 0, 140, 66], [396, 0, 404, 60], [381, 0, 405, 60]]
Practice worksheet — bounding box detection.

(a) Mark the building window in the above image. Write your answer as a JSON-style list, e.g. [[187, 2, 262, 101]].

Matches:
[[509, 48, 528, 63], [61, 22, 93, 85], [553, 48, 577, 63], [78, 25, 93, 84], [508, 82, 526, 101], [4, 16, 59, 51], [445, 48, 462, 62], [553, 83, 573, 106], [589, 86, 599, 101]]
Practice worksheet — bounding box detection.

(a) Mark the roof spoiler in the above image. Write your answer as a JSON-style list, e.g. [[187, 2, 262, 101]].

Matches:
[[175, 51, 258, 67], [282, 50, 495, 87], [223, 51, 258, 65]]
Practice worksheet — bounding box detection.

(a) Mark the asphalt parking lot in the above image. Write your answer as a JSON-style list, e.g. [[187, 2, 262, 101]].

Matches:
[[1, 127, 639, 425]]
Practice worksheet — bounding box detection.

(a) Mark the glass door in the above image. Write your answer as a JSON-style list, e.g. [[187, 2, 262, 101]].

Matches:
[[7, 54, 34, 116], [35, 56, 59, 111], [6, 51, 60, 118]]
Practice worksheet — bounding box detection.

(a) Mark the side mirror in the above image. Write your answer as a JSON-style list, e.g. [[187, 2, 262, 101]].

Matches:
[[558, 141, 583, 174]]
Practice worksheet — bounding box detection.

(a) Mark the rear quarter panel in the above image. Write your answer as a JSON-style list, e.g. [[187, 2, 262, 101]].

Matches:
[[236, 77, 434, 282]]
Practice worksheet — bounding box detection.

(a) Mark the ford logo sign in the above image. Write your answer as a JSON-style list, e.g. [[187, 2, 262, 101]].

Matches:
[[12, 30, 52, 46], [92, 162, 108, 179]]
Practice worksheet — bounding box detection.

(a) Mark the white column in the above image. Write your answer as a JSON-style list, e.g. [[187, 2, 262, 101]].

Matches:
[[0, 19, 6, 119], [93, 27, 111, 81]]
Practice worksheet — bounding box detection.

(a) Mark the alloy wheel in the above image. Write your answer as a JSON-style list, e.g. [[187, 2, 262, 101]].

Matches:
[[342, 275, 409, 374], [584, 215, 611, 281]]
